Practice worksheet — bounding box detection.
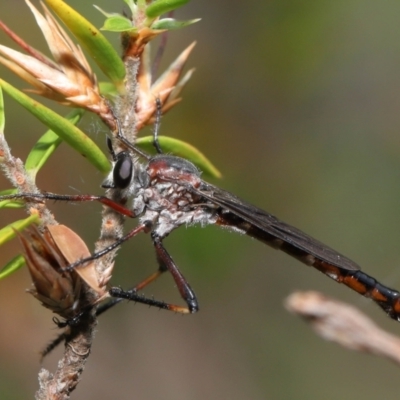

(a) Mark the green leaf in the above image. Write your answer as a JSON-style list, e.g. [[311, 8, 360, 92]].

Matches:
[[101, 16, 136, 32], [151, 18, 200, 31], [123, 0, 137, 14], [93, 5, 121, 18], [25, 109, 85, 180], [0, 85, 4, 133], [43, 0, 125, 91], [0, 214, 40, 246], [137, 0, 147, 11], [0, 189, 24, 209], [0, 79, 110, 175], [93, 5, 137, 33], [25, 131, 62, 178], [0, 189, 18, 195], [0, 255, 25, 279], [146, 0, 190, 19], [99, 81, 119, 97], [0, 202, 24, 209], [136, 136, 221, 178]]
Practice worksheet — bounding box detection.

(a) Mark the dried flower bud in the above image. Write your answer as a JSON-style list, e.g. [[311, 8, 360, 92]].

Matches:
[[0, 1, 113, 125], [18, 225, 105, 320], [135, 42, 196, 129]]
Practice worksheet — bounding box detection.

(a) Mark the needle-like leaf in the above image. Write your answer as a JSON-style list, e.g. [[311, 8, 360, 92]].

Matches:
[[0, 79, 110, 174], [0, 255, 26, 279], [0, 214, 40, 246], [136, 135, 221, 178], [25, 108, 85, 180], [43, 0, 125, 91]]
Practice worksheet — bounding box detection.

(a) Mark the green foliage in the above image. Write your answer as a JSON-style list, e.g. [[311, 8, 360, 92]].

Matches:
[[98, 14, 136, 33], [44, 0, 126, 90], [0, 255, 25, 279], [0, 80, 110, 174], [0, 215, 39, 247], [0, 189, 22, 209], [145, 0, 190, 19], [96, 0, 198, 33], [151, 18, 200, 30], [25, 109, 85, 179], [136, 136, 221, 178]]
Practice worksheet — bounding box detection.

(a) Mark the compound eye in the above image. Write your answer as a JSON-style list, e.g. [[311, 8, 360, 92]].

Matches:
[[113, 152, 133, 189]]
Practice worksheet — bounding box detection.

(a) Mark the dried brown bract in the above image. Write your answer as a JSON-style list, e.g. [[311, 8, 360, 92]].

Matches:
[[18, 225, 105, 321]]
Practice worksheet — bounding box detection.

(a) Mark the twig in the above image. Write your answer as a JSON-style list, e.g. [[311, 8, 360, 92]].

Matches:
[[0, 132, 99, 399], [94, 57, 140, 279], [36, 312, 97, 400], [0, 134, 55, 225], [285, 291, 400, 366]]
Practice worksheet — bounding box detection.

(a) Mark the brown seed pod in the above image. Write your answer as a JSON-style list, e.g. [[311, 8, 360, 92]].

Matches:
[[18, 225, 105, 320]]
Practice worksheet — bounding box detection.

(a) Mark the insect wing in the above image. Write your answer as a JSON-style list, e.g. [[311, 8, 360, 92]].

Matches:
[[193, 181, 360, 272]]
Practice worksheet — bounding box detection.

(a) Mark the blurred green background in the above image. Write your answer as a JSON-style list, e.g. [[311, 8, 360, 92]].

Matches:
[[2, 0, 400, 398]]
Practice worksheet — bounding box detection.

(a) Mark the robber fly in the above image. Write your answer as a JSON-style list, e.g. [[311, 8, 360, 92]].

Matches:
[[106, 139, 400, 320], [4, 129, 400, 322]]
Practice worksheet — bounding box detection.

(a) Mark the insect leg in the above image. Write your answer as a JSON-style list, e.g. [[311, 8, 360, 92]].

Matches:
[[0, 192, 136, 218], [65, 224, 148, 271], [108, 233, 199, 314], [97, 269, 166, 316], [43, 261, 170, 360], [152, 97, 163, 154], [152, 233, 198, 313]]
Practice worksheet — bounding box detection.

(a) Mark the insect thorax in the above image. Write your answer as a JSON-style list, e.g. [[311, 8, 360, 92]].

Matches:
[[135, 179, 218, 238]]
